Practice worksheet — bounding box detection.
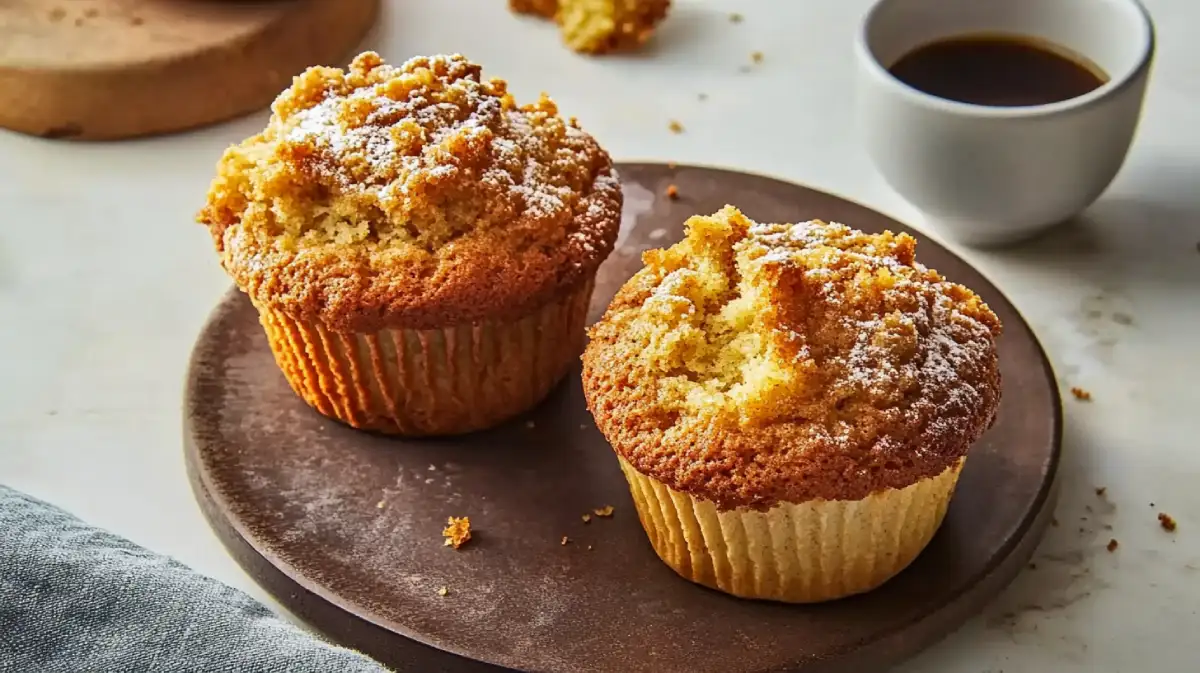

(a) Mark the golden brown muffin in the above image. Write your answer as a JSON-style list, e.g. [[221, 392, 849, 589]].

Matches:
[[511, 0, 672, 54], [199, 52, 622, 436], [582, 206, 1002, 602]]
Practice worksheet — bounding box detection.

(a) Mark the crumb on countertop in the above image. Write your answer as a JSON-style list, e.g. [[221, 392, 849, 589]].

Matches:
[[437, 586, 449, 596], [1096, 486, 1107, 497], [376, 500, 385, 509], [666, 184, 679, 200], [593, 505, 615, 517], [581, 513, 592, 523], [668, 120, 684, 134], [1107, 538, 1119, 552], [561, 536, 570, 545], [443, 516, 472, 549], [1159, 512, 1177, 532], [1071, 387, 1092, 401], [587, 545, 594, 551]]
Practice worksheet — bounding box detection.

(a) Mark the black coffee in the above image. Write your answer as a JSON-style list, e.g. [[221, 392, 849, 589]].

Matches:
[[887, 34, 1109, 107]]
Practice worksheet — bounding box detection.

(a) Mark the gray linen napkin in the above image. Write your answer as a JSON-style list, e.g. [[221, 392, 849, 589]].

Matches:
[[0, 484, 389, 672]]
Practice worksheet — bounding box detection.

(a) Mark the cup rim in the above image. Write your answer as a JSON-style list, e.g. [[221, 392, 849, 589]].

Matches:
[[855, 0, 1157, 118]]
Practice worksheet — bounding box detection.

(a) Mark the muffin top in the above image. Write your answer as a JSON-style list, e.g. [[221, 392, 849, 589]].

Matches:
[[198, 52, 622, 331], [582, 206, 1002, 510]]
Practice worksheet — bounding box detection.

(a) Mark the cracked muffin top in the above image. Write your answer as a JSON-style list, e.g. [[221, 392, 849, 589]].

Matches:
[[582, 206, 1002, 510], [198, 52, 621, 331]]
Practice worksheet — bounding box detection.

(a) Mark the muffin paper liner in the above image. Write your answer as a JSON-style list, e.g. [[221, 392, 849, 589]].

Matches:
[[252, 280, 594, 436], [618, 455, 964, 603]]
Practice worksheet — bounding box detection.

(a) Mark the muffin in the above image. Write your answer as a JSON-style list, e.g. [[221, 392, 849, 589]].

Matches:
[[198, 52, 622, 436], [511, 0, 672, 54], [582, 206, 1002, 603]]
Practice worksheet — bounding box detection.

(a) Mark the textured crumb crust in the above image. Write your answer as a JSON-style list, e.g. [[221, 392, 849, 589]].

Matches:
[[198, 52, 622, 332], [582, 206, 1002, 510], [620, 456, 963, 603], [511, 0, 672, 54]]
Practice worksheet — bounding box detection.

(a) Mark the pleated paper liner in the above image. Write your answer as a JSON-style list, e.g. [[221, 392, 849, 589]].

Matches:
[[253, 280, 594, 436], [618, 455, 964, 603]]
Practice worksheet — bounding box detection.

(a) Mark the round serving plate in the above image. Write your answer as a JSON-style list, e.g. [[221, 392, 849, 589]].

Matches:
[[184, 163, 1061, 673]]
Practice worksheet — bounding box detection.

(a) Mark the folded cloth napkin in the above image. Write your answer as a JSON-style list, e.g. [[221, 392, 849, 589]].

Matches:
[[0, 484, 389, 673]]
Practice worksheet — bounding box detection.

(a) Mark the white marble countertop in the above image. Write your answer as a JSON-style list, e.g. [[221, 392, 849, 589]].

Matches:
[[2, 1, 1197, 671]]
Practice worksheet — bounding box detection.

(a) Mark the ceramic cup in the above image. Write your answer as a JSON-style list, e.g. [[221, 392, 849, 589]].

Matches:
[[854, 0, 1155, 246]]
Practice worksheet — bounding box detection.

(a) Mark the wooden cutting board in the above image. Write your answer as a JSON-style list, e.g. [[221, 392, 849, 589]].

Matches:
[[0, 0, 379, 140]]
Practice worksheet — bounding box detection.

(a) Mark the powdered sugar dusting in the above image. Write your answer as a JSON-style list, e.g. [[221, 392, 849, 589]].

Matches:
[[263, 52, 612, 241]]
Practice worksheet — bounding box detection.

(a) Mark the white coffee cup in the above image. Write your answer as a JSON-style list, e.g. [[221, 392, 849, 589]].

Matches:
[[854, 0, 1155, 246]]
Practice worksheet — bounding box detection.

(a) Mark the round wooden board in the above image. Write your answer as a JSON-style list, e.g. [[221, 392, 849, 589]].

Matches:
[[185, 164, 1062, 673], [0, 0, 378, 140]]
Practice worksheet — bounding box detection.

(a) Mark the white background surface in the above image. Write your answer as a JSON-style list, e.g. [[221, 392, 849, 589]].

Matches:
[[2, 1, 1197, 671]]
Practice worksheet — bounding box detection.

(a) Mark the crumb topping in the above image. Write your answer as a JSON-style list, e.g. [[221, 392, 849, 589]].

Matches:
[[443, 516, 472, 549], [510, 0, 671, 54], [198, 52, 621, 331], [558, 0, 671, 54], [583, 206, 1003, 509]]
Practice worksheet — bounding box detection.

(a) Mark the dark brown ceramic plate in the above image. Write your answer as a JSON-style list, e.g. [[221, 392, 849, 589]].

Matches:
[[185, 163, 1061, 673]]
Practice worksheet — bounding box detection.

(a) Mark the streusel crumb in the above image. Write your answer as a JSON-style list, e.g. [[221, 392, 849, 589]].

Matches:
[[443, 516, 472, 549], [513, 0, 672, 54], [583, 206, 1003, 508]]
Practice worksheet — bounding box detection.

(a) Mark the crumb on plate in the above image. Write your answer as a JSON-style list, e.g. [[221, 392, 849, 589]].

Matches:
[[443, 516, 472, 549], [666, 184, 679, 200], [729, 12, 743, 23], [1107, 538, 1119, 552], [437, 586, 449, 596], [1071, 387, 1092, 401], [668, 120, 684, 133], [751, 51, 764, 64]]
